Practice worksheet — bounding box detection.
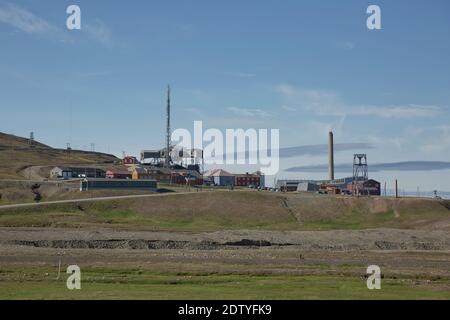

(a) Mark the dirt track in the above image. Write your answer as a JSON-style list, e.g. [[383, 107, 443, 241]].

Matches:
[[1, 228, 450, 251], [0, 190, 205, 209]]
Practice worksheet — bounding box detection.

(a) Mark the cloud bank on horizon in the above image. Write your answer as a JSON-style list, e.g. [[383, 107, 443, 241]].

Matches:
[[286, 161, 450, 173], [279, 143, 375, 158]]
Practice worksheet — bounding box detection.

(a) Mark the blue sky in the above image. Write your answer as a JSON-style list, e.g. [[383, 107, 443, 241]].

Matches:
[[0, 0, 449, 191]]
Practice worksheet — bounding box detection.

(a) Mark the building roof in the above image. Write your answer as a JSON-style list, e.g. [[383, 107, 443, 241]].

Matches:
[[205, 169, 263, 177], [171, 170, 202, 178], [55, 166, 104, 172], [106, 169, 132, 175], [204, 169, 219, 177], [235, 172, 261, 178], [82, 178, 157, 182], [364, 179, 381, 185], [209, 169, 234, 177], [133, 167, 151, 174], [133, 166, 174, 176]]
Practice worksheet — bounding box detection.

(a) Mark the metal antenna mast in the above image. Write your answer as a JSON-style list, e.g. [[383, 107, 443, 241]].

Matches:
[[165, 85, 171, 168]]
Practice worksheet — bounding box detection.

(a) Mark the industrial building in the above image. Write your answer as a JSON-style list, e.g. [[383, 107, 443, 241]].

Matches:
[[275, 180, 305, 192], [50, 167, 106, 179], [275, 177, 353, 192], [135, 86, 205, 187], [317, 177, 354, 194], [80, 178, 157, 191], [106, 169, 132, 179], [132, 165, 203, 185], [297, 182, 320, 192], [276, 131, 381, 196], [347, 179, 381, 196], [276, 176, 381, 195]]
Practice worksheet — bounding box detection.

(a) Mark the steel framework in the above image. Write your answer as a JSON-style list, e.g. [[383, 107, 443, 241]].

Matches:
[[352, 154, 368, 196]]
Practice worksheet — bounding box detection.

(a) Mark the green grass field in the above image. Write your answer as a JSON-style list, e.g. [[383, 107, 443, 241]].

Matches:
[[1, 192, 449, 231], [0, 192, 298, 231], [1, 267, 449, 300]]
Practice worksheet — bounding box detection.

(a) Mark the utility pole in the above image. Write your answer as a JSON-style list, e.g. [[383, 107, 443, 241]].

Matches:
[[29, 132, 35, 148], [66, 142, 71, 160], [165, 85, 171, 168]]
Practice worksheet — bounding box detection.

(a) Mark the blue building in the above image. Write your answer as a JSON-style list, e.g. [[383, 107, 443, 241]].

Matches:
[[206, 169, 235, 186]]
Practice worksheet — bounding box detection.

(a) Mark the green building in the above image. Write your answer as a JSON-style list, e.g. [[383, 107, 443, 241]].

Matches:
[[80, 178, 157, 191]]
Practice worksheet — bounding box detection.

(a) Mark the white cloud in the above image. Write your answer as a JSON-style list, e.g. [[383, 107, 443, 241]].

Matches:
[[276, 85, 337, 104], [0, 2, 113, 46], [226, 107, 271, 118], [0, 2, 55, 34], [335, 41, 356, 50], [355, 105, 441, 118], [306, 114, 347, 138], [403, 126, 425, 137], [75, 71, 112, 77], [276, 84, 444, 119], [280, 105, 297, 112], [83, 20, 113, 47], [224, 72, 256, 78], [276, 84, 341, 115], [184, 107, 203, 116], [420, 125, 450, 154], [184, 89, 213, 102]]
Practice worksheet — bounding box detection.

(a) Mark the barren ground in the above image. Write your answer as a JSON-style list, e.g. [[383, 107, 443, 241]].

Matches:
[[1, 191, 449, 299]]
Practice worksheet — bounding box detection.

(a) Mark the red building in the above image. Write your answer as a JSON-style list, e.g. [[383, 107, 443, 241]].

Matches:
[[234, 173, 261, 187], [347, 179, 381, 196], [106, 169, 132, 179], [123, 156, 140, 165]]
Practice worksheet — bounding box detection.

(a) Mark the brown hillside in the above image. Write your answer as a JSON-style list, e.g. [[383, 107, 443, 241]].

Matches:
[[0, 132, 119, 179], [0, 132, 51, 149]]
